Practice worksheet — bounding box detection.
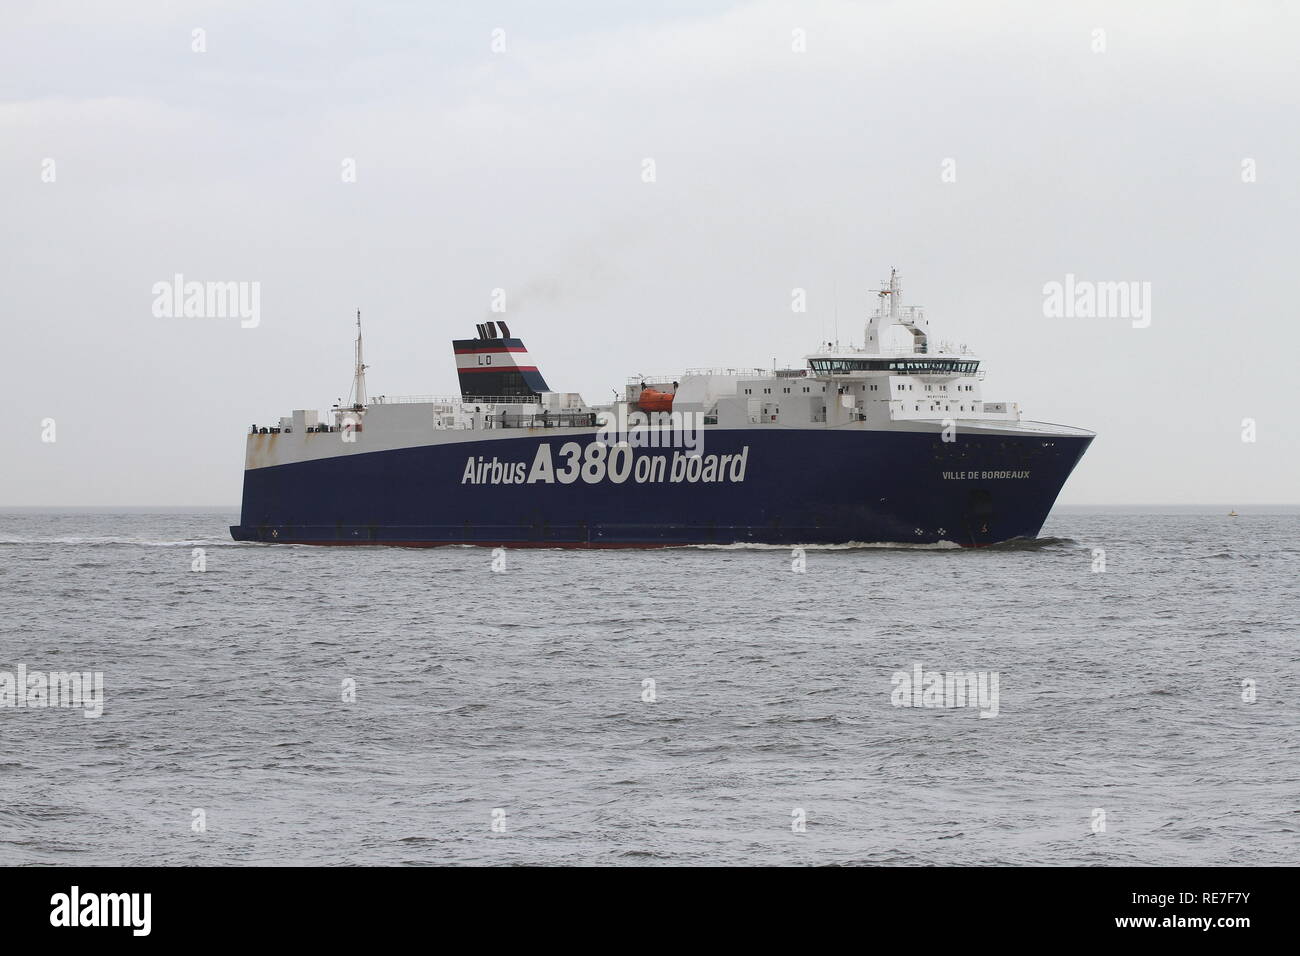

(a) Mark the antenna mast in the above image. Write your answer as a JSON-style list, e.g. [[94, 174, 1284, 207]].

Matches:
[[349, 309, 368, 410]]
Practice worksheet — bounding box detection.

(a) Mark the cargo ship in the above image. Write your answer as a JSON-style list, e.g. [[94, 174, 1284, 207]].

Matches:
[[230, 270, 1093, 547]]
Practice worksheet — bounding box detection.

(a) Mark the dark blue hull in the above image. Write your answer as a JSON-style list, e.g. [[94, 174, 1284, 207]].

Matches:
[[230, 428, 1091, 548]]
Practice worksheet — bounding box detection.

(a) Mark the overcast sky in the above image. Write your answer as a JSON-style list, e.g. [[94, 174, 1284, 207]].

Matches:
[[4, 0, 1297, 506]]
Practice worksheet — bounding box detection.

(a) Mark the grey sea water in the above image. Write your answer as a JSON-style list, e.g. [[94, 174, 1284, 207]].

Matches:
[[0, 508, 1296, 866]]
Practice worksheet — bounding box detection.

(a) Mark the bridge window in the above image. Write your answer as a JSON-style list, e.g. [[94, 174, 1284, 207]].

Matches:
[[808, 358, 979, 374]]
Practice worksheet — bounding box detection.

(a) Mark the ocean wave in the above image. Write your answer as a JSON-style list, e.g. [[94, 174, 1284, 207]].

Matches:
[[0, 537, 252, 548]]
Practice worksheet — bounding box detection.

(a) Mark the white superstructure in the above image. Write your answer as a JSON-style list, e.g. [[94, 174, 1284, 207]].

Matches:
[[247, 269, 1087, 473]]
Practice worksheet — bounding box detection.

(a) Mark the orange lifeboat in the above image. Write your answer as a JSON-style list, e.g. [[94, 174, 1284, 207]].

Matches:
[[637, 387, 675, 413]]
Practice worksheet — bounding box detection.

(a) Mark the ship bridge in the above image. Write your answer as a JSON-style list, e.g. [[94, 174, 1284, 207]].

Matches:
[[781, 269, 1014, 424], [677, 269, 1019, 428]]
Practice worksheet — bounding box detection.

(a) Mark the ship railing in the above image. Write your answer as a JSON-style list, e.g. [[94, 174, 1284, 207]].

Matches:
[[368, 394, 544, 407], [368, 394, 460, 405], [460, 395, 548, 407], [626, 367, 783, 383], [625, 374, 681, 385], [484, 411, 599, 430], [683, 367, 769, 377]]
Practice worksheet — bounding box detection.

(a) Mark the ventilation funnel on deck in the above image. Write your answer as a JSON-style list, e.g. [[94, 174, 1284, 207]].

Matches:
[[453, 326, 551, 400]]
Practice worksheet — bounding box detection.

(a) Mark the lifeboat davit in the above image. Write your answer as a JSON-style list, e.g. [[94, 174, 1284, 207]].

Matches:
[[637, 387, 674, 413]]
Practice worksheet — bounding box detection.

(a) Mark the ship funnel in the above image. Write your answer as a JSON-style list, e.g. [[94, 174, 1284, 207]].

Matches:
[[453, 324, 551, 400]]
